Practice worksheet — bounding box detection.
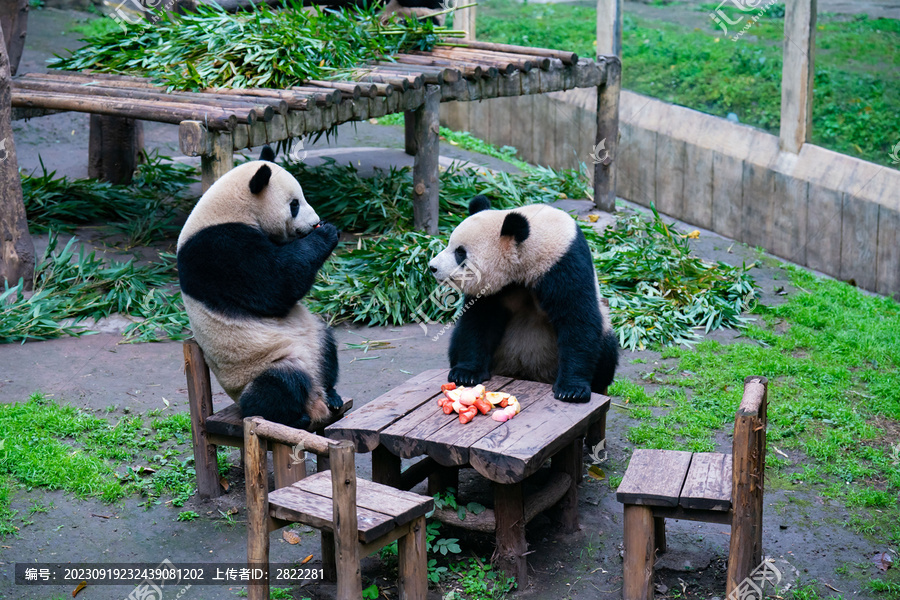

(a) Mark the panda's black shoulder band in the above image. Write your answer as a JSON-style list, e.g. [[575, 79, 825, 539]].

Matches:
[[468, 195, 491, 215], [249, 164, 272, 194], [259, 145, 276, 162], [500, 212, 530, 244]]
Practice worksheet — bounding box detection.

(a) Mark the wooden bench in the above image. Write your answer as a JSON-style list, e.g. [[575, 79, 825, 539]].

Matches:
[[183, 339, 353, 498], [244, 417, 433, 600], [616, 376, 769, 599]]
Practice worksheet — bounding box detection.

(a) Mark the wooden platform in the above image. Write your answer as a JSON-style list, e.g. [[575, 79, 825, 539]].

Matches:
[[616, 448, 733, 512], [10, 41, 620, 215], [324, 368, 610, 584]]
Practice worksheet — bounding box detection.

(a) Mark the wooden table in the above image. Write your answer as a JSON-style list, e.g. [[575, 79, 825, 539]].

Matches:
[[324, 368, 610, 583]]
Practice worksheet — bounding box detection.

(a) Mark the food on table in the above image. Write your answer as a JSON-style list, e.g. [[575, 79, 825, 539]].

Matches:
[[437, 383, 519, 424]]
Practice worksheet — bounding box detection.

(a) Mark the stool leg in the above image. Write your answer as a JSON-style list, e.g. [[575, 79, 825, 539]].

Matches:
[[623, 505, 655, 600], [654, 517, 666, 555], [321, 532, 337, 582], [398, 516, 427, 600]]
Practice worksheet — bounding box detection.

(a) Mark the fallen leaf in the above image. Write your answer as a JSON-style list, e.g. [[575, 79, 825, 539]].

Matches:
[[587, 465, 606, 481], [684, 230, 700, 239], [873, 552, 893, 571], [301, 554, 313, 564], [588, 215, 600, 223], [773, 446, 789, 458], [137, 466, 156, 475], [225, 507, 238, 516], [283, 530, 301, 545], [163, 397, 170, 408], [72, 581, 87, 597], [219, 477, 230, 492]]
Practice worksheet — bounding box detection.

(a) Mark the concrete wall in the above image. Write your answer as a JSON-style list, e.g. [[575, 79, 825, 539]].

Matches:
[[440, 90, 900, 299]]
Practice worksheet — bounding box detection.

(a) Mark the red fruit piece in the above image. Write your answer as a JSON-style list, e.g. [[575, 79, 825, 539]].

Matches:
[[441, 382, 457, 392], [473, 398, 491, 415]]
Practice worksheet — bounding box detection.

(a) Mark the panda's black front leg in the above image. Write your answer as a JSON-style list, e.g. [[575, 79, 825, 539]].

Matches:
[[536, 240, 603, 403], [320, 327, 343, 412], [448, 294, 509, 386], [282, 223, 340, 300]]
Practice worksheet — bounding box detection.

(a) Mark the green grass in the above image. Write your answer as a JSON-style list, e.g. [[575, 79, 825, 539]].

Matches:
[[0, 394, 200, 526], [476, 0, 900, 167], [611, 265, 900, 547]]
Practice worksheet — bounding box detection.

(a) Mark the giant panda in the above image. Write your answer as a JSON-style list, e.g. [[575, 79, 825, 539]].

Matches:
[[428, 196, 618, 402], [176, 147, 343, 430]]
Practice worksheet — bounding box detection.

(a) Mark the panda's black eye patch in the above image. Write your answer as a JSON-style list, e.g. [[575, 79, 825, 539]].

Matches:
[[454, 246, 467, 265], [290, 199, 300, 218]]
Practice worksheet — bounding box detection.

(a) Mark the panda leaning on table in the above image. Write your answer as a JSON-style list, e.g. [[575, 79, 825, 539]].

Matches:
[[428, 195, 619, 403], [176, 146, 343, 430]]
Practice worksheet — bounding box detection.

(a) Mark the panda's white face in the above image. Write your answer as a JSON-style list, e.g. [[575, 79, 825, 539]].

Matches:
[[256, 166, 320, 242], [429, 211, 514, 296]]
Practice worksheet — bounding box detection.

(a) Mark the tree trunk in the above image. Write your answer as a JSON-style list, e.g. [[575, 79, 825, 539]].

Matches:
[[0, 24, 34, 289], [0, 0, 28, 76]]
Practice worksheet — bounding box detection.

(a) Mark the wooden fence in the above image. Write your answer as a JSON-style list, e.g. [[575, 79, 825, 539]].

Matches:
[[440, 0, 900, 299]]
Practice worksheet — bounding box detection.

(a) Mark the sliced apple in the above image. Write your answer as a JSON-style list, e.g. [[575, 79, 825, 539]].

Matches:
[[444, 388, 462, 403], [458, 388, 477, 406]]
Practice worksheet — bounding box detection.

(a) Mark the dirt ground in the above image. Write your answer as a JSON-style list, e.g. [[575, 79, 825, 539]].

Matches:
[[0, 6, 888, 600]]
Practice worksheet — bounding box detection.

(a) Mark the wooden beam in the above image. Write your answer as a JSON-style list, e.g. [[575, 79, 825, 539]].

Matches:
[[779, 0, 817, 153], [492, 481, 528, 585], [596, 0, 623, 57], [623, 505, 655, 600], [0, 0, 29, 76], [0, 23, 33, 290], [88, 115, 143, 184], [412, 84, 441, 234], [330, 441, 363, 600], [594, 56, 621, 212], [244, 418, 270, 600], [201, 130, 234, 192], [183, 340, 223, 499], [456, 3, 476, 41]]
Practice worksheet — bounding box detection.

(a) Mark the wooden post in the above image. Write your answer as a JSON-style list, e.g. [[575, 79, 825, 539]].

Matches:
[[623, 504, 655, 600], [244, 418, 270, 600], [397, 515, 427, 600], [403, 110, 417, 155], [201, 130, 234, 192], [0, 24, 33, 290], [551, 440, 580, 533], [456, 4, 476, 41], [653, 517, 666, 554], [372, 446, 402, 489], [493, 482, 527, 585], [183, 340, 223, 499], [779, 0, 816, 153], [726, 376, 768, 595], [594, 57, 621, 213], [596, 0, 623, 57], [272, 441, 306, 489], [412, 84, 440, 234], [330, 441, 362, 600], [88, 115, 144, 184], [0, 0, 28, 76]]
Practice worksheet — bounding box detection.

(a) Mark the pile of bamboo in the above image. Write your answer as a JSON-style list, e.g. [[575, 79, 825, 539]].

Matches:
[[12, 41, 582, 130]]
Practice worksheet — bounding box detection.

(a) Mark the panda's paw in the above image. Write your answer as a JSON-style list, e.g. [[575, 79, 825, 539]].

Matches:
[[313, 222, 340, 252], [553, 381, 592, 403], [294, 413, 313, 431], [449, 366, 488, 387], [325, 388, 343, 412]]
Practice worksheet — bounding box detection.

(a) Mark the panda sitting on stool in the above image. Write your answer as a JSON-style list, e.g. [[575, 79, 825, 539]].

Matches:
[[429, 196, 619, 402], [177, 146, 342, 429]]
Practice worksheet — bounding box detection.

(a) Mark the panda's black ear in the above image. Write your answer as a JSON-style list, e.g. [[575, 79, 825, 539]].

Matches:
[[468, 195, 491, 215], [249, 164, 272, 195], [259, 145, 276, 162], [500, 212, 530, 244]]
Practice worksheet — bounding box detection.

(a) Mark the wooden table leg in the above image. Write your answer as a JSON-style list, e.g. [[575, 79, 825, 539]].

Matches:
[[551, 439, 580, 533], [654, 517, 666, 555], [427, 465, 459, 496], [623, 504, 655, 600], [586, 407, 607, 449], [492, 481, 528, 585], [372, 446, 402, 488]]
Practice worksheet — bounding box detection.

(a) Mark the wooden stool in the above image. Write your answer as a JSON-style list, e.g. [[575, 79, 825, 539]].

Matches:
[[244, 417, 433, 600], [183, 339, 352, 498], [616, 376, 769, 600]]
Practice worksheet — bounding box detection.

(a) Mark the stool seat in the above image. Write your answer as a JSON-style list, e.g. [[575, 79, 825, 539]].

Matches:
[[616, 449, 732, 511], [268, 472, 434, 544]]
